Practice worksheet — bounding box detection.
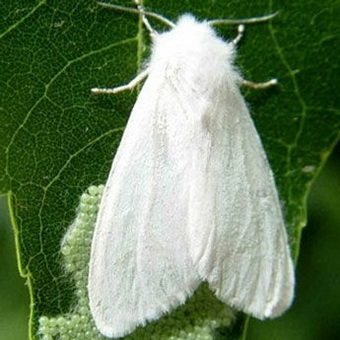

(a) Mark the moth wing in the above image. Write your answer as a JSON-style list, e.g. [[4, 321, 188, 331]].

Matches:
[[188, 85, 295, 319], [88, 72, 201, 338]]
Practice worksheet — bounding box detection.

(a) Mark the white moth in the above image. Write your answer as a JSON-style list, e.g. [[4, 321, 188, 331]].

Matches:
[[89, 2, 295, 338]]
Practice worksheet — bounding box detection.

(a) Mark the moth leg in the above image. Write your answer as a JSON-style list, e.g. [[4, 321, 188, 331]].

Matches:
[[91, 69, 149, 94], [232, 24, 277, 89], [232, 24, 245, 45], [241, 78, 278, 89]]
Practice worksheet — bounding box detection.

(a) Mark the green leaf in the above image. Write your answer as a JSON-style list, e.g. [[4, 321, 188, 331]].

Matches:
[[0, 0, 338, 339]]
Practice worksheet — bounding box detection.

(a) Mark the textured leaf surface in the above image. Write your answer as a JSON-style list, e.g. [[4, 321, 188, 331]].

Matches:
[[0, 0, 339, 339]]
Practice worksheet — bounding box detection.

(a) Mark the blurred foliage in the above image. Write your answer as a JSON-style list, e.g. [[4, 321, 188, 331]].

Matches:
[[0, 194, 29, 340]]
